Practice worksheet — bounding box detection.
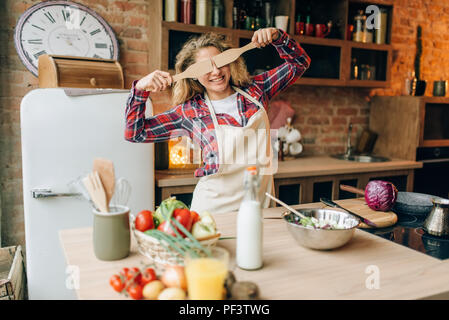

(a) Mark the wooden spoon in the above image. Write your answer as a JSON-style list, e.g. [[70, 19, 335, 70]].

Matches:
[[172, 42, 257, 82], [82, 171, 108, 213], [172, 59, 213, 82], [212, 42, 257, 68], [93, 158, 115, 210], [265, 192, 308, 220]]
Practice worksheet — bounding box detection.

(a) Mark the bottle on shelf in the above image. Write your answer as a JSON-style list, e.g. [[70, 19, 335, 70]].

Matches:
[[295, 14, 305, 35], [353, 10, 367, 42], [236, 166, 263, 271], [232, 0, 240, 29], [263, 1, 273, 27], [351, 58, 359, 80], [164, 0, 178, 22], [254, 0, 264, 29], [305, 6, 314, 36], [212, 0, 224, 27], [196, 0, 212, 26], [180, 0, 194, 24], [375, 8, 388, 44]]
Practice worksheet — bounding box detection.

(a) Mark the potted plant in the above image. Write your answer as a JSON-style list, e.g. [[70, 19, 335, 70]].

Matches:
[[412, 25, 426, 96]]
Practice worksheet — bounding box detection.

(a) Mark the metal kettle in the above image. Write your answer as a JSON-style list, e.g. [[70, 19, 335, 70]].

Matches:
[[423, 198, 449, 237]]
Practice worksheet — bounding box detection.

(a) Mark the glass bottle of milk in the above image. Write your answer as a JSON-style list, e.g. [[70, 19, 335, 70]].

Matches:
[[236, 166, 263, 270]]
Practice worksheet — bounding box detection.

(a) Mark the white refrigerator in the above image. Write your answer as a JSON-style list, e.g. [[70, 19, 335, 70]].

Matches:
[[20, 88, 155, 299]]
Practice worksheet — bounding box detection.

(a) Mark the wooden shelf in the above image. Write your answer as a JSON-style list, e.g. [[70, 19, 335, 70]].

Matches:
[[349, 41, 392, 51], [158, 0, 394, 88], [296, 77, 346, 86], [347, 79, 389, 87]]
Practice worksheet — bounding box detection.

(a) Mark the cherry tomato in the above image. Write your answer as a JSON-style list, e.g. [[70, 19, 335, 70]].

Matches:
[[119, 267, 130, 281], [135, 210, 154, 232], [190, 211, 200, 225], [140, 267, 157, 286], [109, 274, 124, 292], [128, 267, 142, 284], [127, 283, 143, 300], [158, 221, 177, 237], [173, 208, 193, 236]]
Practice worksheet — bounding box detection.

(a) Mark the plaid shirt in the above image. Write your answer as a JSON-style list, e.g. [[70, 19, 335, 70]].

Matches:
[[125, 29, 311, 177]]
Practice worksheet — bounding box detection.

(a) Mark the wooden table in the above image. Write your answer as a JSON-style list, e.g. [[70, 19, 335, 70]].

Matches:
[[59, 200, 449, 300]]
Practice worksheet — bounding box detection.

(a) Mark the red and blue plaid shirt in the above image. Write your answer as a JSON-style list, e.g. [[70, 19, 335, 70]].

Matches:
[[125, 30, 310, 177]]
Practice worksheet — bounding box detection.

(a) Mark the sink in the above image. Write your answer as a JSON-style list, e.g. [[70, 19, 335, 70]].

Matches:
[[331, 154, 390, 162]]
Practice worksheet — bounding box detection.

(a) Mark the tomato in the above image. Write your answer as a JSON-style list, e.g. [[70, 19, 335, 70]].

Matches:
[[109, 274, 124, 292], [173, 208, 193, 236], [119, 267, 130, 281], [127, 283, 143, 300], [135, 210, 154, 232], [158, 221, 177, 237], [140, 267, 157, 286], [128, 267, 142, 284], [190, 211, 200, 225]]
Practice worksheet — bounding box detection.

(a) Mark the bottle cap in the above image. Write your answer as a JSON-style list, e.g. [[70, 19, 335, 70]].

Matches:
[[246, 166, 258, 175]]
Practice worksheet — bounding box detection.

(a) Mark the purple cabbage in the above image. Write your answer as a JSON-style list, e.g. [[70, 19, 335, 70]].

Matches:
[[365, 180, 398, 211]]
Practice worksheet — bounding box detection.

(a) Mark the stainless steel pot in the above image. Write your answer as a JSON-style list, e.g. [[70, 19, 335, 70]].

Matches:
[[423, 198, 449, 237]]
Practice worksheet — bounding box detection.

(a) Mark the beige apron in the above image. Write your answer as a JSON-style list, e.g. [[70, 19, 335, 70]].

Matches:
[[190, 86, 274, 214]]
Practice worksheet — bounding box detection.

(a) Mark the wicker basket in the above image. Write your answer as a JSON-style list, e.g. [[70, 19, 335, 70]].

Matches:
[[130, 215, 219, 269]]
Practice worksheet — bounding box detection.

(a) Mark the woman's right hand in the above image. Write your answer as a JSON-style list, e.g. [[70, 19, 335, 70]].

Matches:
[[135, 70, 173, 92]]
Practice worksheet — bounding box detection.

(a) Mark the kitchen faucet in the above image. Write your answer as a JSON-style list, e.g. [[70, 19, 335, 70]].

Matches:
[[345, 123, 353, 157]]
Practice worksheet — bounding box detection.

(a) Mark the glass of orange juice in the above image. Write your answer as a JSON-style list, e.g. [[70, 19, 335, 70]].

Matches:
[[185, 247, 229, 300]]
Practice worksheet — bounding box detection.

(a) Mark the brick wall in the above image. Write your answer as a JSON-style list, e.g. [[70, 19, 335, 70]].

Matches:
[[1, 0, 449, 248]]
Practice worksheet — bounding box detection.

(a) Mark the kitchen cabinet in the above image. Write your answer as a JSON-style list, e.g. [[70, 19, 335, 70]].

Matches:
[[155, 156, 421, 207], [370, 96, 449, 198], [149, 0, 394, 88]]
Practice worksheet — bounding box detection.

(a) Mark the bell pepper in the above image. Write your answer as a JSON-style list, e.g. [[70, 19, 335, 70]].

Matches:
[[153, 197, 188, 226]]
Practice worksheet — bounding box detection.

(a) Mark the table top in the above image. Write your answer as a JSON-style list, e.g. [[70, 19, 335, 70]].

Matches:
[[59, 200, 449, 300], [155, 156, 422, 187]]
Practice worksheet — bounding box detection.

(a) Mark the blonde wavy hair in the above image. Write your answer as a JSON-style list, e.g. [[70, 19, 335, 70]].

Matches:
[[172, 33, 252, 105]]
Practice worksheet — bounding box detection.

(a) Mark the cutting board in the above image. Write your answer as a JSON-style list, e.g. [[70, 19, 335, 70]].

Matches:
[[328, 198, 397, 229]]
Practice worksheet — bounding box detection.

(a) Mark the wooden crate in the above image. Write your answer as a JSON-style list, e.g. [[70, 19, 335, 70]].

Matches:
[[38, 54, 124, 89], [0, 246, 27, 300]]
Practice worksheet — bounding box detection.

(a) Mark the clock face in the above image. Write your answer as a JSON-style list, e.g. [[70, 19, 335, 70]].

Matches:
[[14, 1, 119, 76]]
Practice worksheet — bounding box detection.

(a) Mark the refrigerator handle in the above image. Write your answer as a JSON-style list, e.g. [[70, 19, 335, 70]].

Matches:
[[31, 188, 81, 199]]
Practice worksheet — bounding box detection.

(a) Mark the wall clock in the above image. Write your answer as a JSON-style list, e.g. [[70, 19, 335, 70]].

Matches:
[[14, 0, 120, 77]]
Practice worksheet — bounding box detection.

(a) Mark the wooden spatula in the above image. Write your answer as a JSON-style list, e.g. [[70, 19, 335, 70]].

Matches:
[[82, 171, 108, 213], [172, 59, 213, 82], [172, 42, 257, 82], [93, 158, 115, 210], [212, 42, 257, 68]]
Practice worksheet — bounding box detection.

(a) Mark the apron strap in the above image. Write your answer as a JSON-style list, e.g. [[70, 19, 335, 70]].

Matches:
[[232, 86, 264, 109], [204, 92, 220, 130], [204, 86, 264, 129]]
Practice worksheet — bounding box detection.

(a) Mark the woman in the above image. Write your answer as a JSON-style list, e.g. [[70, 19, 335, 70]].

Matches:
[[125, 27, 310, 214]]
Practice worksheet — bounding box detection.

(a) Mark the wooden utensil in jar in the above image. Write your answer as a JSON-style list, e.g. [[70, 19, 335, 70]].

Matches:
[[82, 171, 109, 213], [93, 158, 115, 210]]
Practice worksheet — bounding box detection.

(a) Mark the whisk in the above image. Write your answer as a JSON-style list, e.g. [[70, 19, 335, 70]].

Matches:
[[67, 174, 99, 210], [111, 177, 132, 207]]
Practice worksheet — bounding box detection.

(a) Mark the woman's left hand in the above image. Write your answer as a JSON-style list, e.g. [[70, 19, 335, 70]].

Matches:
[[251, 28, 280, 48]]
